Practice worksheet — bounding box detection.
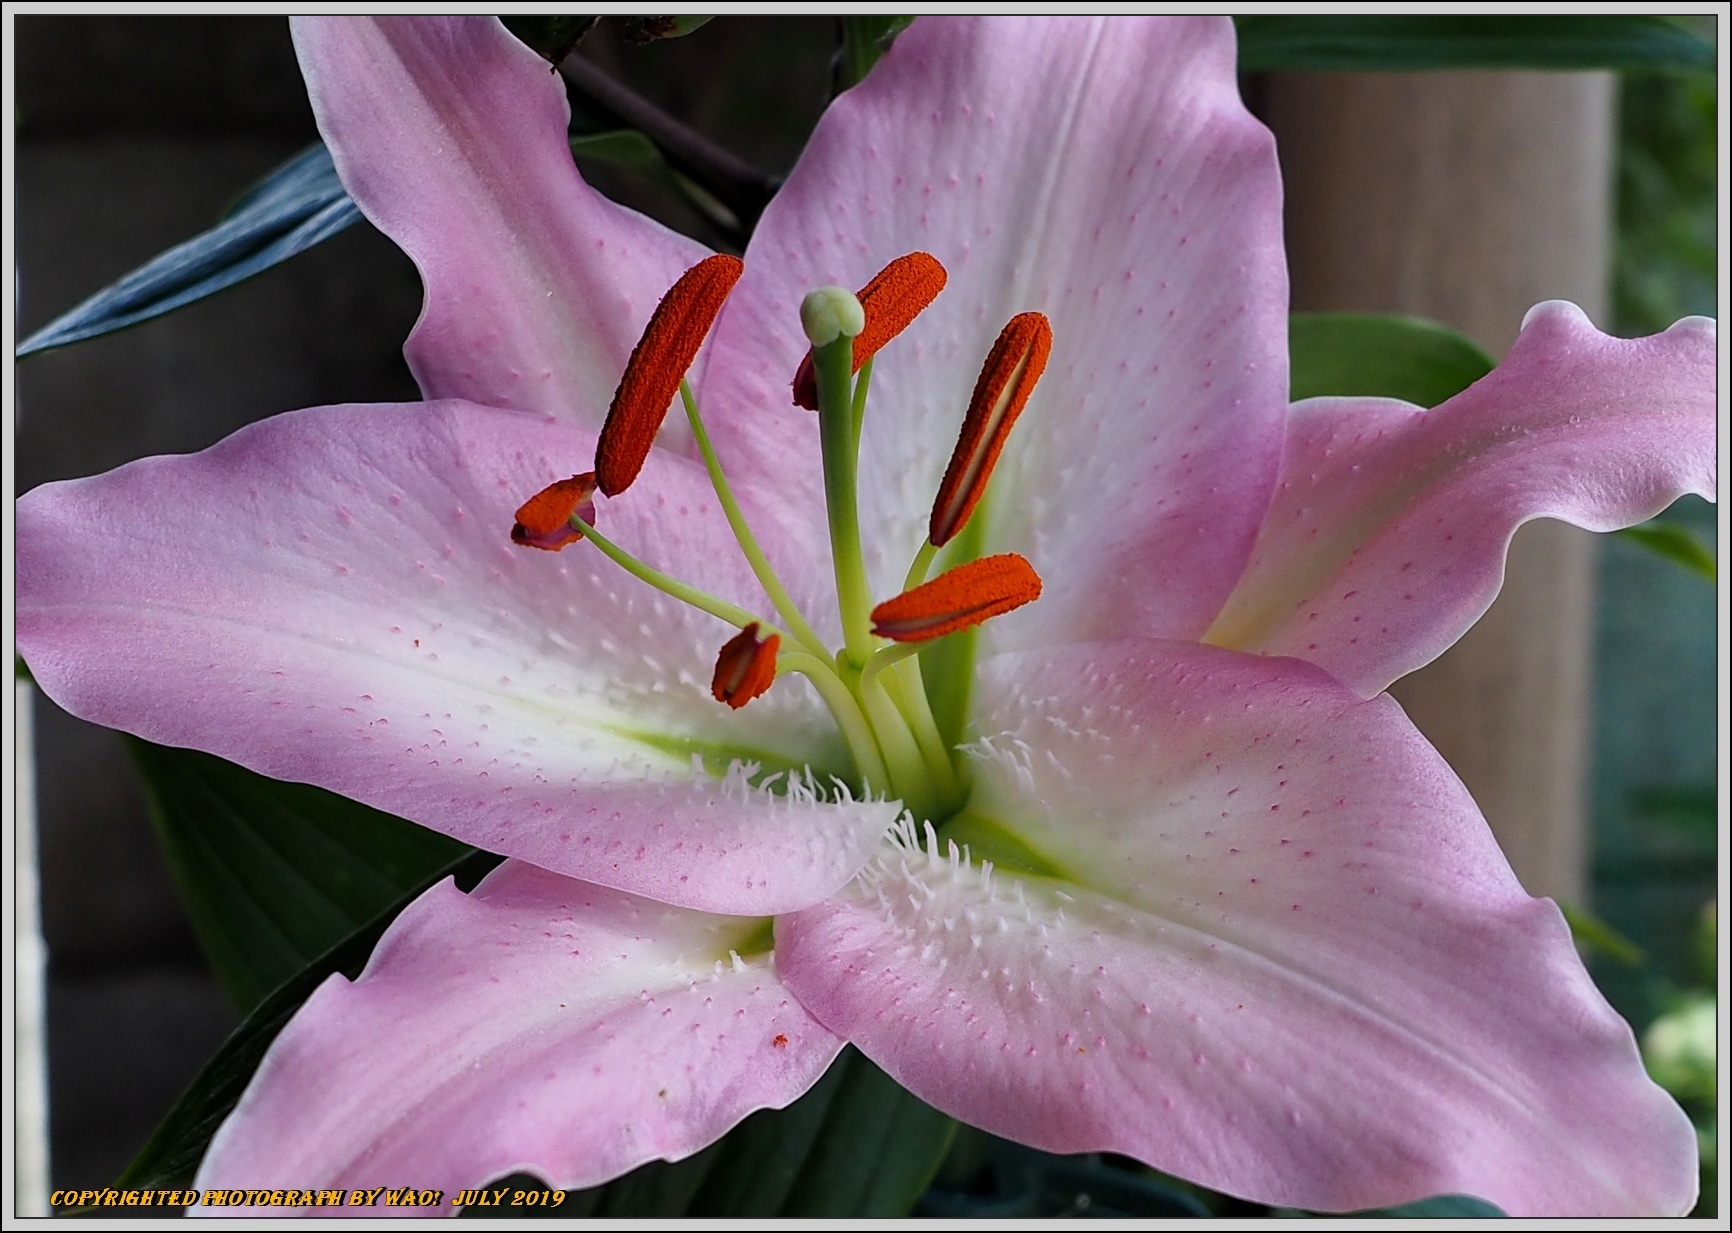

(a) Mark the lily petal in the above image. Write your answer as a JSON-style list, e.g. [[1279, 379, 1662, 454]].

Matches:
[[194, 860, 842, 1213], [701, 16, 1286, 646], [17, 401, 895, 915], [1205, 303, 1718, 696], [293, 17, 709, 423], [776, 639, 1695, 1216]]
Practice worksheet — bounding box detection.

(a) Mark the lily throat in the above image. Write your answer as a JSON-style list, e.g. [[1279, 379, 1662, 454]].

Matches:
[[511, 252, 1053, 827]]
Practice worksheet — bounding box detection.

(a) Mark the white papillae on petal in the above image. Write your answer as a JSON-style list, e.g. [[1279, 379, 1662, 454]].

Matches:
[[16, 402, 895, 914], [1205, 304, 1718, 696], [776, 640, 1697, 1216], [193, 861, 842, 1214], [292, 17, 709, 424], [699, 16, 1287, 649]]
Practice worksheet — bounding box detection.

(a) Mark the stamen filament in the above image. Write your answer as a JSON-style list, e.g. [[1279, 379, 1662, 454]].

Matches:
[[857, 670, 941, 817], [903, 539, 940, 593], [879, 655, 964, 808], [679, 380, 831, 664], [571, 516, 772, 636], [776, 650, 891, 793], [851, 356, 874, 450]]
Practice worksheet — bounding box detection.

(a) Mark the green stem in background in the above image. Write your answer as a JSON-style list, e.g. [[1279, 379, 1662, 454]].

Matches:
[[680, 380, 832, 662]]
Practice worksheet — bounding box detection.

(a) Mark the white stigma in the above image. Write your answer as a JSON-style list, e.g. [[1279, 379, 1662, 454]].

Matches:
[[800, 286, 865, 347]]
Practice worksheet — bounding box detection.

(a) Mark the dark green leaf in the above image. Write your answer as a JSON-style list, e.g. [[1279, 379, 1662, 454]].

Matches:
[[1289, 312, 1494, 408], [464, 1048, 954, 1216], [1558, 901, 1647, 966], [1352, 1194, 1507, 1217], [126, 739, 467, 1013], [569, 130, 740, 236], [1278, 1192, 1507, 1217], [113, 849, 499, 1194], [1236, 16, 1713, 75], [620, 16, 714, 45], [500, 16, 598, 65], [17, 144, 362, 358], [836, 16, 916, 92], [1614, 522, 1716, 582]]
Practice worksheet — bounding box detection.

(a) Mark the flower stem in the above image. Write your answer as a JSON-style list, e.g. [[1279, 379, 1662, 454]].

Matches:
[[679, 380, 831, 664]]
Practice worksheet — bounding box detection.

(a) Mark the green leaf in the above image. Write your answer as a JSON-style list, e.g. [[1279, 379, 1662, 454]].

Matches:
[[1558, 901, 1648, 967], [1279, 1193, 1506, 1217], [499, 16, 598, 65], [126, 738, 468, 1013], [1614, 522, 1716, 582], [17, 144, 362, 359], [112, 848, 500, 1194], [1236, 16, 1713, 75], [620, 16, 714, 45], [464, 1048, 955, 1216], [569, 131, 740, 235], [836, 16, 916, 91], [1289, 312, 1494, 408]]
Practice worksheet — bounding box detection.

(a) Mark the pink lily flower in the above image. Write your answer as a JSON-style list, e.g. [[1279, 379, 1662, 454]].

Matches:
[[16, 15, 1714, 1217]]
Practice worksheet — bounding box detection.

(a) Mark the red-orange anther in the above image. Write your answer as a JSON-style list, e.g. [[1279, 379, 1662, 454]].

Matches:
[[596, 254, 744, 496], [711, 623, 780, 709], [791, 252, 947, 409], [929, 312, 1052, 547], [510, 473, 597, 551], [871, 553, 1043, 642]]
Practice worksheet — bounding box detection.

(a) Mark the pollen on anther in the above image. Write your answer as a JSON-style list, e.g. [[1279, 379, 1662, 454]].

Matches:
[[929, 312, 1052, 546], [792, 252, 947, 409], [510, 473, 597, 551], [711, 623, 780, 709], [872, 553, 1042, 642], [596, 254, 744, 496]]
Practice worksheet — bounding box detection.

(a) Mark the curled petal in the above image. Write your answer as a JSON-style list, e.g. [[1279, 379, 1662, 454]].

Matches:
[[1205, 304, 1718, 696], [778, 640, 1697, 1216], [195, 862, 843, 1212], [292, 17, 709, 422]]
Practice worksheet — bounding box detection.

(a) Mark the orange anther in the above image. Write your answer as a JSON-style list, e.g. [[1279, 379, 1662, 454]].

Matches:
[[711, 623, 780, 709], [596, 254, 744, 496], [929, 312, 1052, 547], [871, 553, 1043, 642], [791, 252, 947, 409], [510, 473, 597, 551]]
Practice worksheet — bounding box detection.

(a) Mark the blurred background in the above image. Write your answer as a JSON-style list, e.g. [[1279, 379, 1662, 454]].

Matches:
[[11, 13, 1719, 1205]]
